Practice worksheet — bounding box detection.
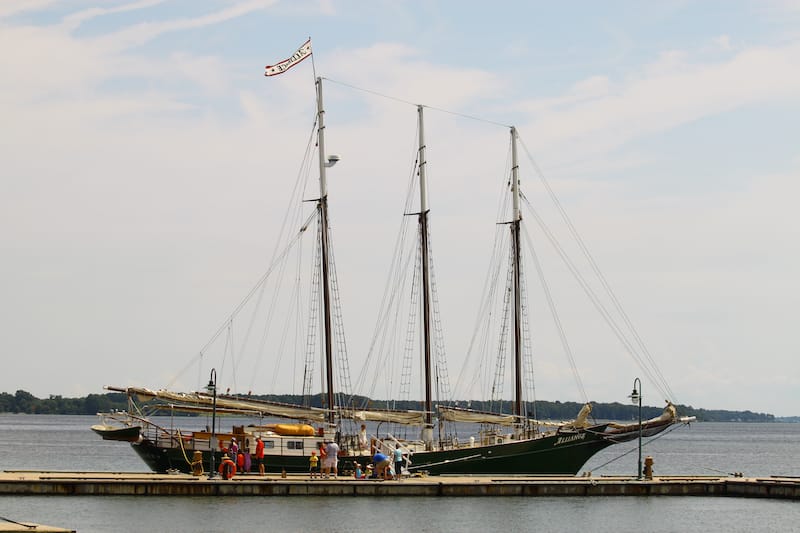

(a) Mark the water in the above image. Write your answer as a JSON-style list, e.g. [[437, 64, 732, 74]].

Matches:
[[1, 415, 799, 532]]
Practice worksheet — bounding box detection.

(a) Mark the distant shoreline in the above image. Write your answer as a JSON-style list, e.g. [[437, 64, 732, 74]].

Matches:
[[1, 390, 784, 422]]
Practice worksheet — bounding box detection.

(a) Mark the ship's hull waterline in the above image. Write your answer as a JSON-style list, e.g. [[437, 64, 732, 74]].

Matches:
[[131, 424, 613, 476]]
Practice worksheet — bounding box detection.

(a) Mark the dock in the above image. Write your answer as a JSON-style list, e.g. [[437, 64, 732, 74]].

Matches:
[[0, 516, 75, 532], [1, 471, 797, 500]]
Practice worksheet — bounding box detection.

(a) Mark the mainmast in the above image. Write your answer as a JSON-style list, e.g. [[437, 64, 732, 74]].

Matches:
[[417, 105, 433, 429], [510, 126, 524, 420], [315, 77, 336, 426]]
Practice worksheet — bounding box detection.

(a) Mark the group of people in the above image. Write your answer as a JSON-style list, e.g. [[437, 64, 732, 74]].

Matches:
[[309, 439, 340, 478], [309, 433, 407, 481], [213, 430, 407, 481], [217, 436, 266, 479], [368, 443, 406, 480]]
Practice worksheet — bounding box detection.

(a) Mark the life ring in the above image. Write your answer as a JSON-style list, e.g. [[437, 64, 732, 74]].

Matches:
[[219, 457, 237, 479]]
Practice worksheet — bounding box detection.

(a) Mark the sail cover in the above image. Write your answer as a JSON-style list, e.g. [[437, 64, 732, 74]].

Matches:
[[438, 406, 519, 426], [342, 409, 426, 425], [108, 386, 329, 422]]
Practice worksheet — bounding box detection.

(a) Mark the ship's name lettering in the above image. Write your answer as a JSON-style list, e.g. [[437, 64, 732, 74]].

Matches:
[[554, 433, 586, 446]]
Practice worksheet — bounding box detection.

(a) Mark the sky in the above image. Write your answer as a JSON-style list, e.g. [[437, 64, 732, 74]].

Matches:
[[1, 1, 799, 417]]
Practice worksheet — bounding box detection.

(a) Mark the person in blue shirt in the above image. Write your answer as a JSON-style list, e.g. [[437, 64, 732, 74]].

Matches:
[[372, 451, 390, 480]]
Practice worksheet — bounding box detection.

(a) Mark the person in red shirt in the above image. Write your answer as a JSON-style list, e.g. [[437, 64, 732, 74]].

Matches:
[[255, 436, 265, 475]]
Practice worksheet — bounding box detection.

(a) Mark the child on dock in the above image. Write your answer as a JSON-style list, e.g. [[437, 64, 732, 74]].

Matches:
[[309, 451, 319, 479]]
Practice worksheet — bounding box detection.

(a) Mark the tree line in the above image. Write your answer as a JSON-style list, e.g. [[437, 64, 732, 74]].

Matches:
[[0, 390, 775, 422], [0, 390, 130, 415]]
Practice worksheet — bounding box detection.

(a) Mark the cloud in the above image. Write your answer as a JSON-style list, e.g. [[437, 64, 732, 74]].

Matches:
[[0, 0, 58, 19], [89, 0, 277, 51], [519, 41, 800, 167], [60, 0, 166, 31], [713, 34, 732, 51], [0, 1, 267, 122], [326, 42, 504, 111]]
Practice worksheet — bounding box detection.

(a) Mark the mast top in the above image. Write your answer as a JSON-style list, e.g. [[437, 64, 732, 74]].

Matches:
[[510, 126, 521, 223]]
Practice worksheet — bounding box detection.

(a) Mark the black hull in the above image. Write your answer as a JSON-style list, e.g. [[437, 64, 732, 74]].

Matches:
[[91, 425, 142, 442], [131, 424, 613, 476]]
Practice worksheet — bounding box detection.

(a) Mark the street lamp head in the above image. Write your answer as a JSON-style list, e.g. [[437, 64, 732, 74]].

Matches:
[[629, 388, 640, 405], [206, 368, 217, 393]]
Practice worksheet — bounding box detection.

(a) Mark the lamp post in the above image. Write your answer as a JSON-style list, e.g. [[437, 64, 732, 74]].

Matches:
[[206, 368, 217, 478], [629, 377, 642, 480]]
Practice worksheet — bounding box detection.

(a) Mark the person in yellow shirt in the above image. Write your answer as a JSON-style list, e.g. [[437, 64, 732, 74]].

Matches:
[[309, 450, 320, 479]]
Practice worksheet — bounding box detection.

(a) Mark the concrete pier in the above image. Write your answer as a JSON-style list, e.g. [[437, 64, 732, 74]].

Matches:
[[0, 471, 797, 500]]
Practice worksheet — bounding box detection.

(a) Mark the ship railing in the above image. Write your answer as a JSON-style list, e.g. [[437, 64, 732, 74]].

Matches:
[[135, 418, 216, 452], [383, 433, 416, 471]]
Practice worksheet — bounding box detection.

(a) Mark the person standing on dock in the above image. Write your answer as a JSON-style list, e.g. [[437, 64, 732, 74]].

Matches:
[[255, 436, 265, 475], [309, 451, 319, 479], [243, 444, 251, 473], [393, 444, 405, 479], [323, 439, 339, 478], [230, 437, 238, 459]]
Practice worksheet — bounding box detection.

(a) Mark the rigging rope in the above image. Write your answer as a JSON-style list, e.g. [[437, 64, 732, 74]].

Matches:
[[518, 239, 538, 415], [322, 77, 511, 129], [490, 243, 514, 406], [425, 221, 452, 404], [451, 148, 512, 401], [521, 224, 589, 404], [521, 197, 670, 400], [588, 423, 685, 472], [164, 210, 316, 391], [398, 237, 421, 403], [352, 125, 421, 403], [302, 219, 321, 402], [326, 224, 354, 402], [517, 135, 676, 402], [165, 115, 320, 392]]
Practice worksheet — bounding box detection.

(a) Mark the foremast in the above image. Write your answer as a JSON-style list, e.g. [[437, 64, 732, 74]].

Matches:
[[315, 77, 335, 426]]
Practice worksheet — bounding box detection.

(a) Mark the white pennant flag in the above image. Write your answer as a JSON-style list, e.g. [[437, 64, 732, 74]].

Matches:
[[265, 39, 312, 77]]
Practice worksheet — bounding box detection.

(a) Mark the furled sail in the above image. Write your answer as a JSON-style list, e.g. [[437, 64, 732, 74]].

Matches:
[[340, 409, 427, 425], [106, 386, 329, 422], [437, 405, 592, 428], [602, 402, 680, 441], [559, 403, 593, 429], [438, 406, 521, 426]]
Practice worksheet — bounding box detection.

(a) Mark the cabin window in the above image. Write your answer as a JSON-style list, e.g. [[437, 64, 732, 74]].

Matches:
[[263, 440, 275, 449], [287, 440, 304, 450]]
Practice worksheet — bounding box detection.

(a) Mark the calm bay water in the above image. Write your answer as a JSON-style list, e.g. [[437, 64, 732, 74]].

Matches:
[[1, 415, 798, 532]]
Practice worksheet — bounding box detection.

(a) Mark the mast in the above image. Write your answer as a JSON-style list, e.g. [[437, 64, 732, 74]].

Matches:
[[315, 77, 336, 426], [417, 105, 433, 428], [510, 126, 524, 419]]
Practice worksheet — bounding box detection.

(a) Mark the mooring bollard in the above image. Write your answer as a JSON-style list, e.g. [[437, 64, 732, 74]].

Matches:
[[644, 456, 654, 479]]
